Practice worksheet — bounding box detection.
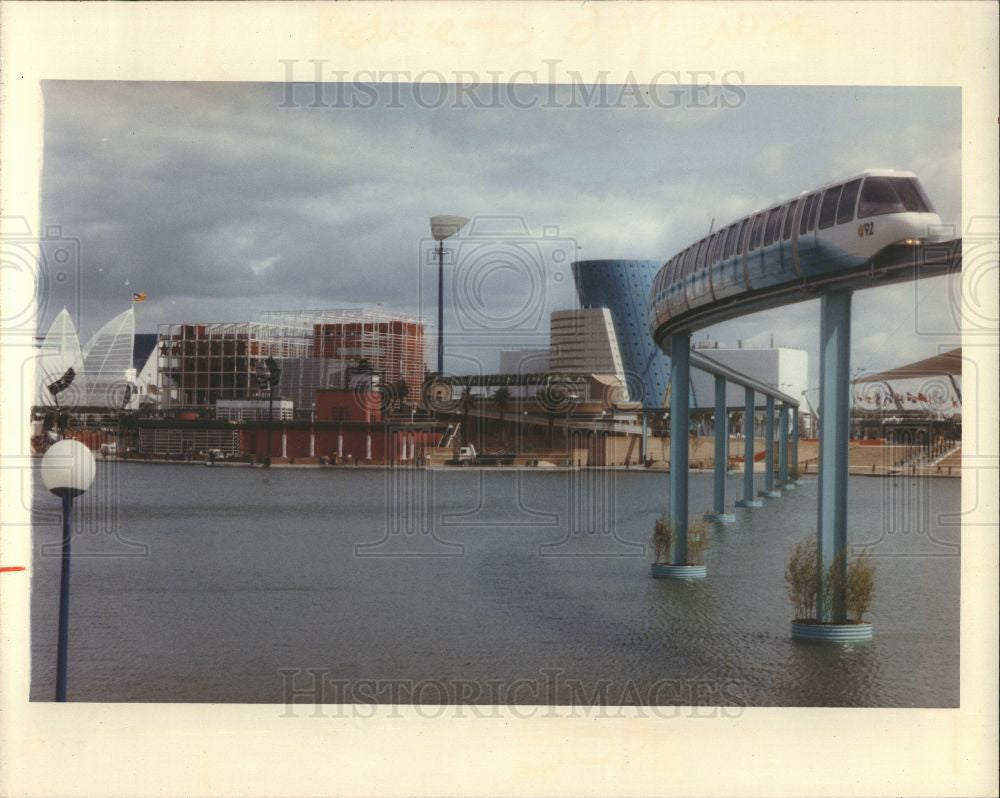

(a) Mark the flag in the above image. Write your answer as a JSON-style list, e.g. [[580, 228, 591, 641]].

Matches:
[[132, 292, 147, 303]]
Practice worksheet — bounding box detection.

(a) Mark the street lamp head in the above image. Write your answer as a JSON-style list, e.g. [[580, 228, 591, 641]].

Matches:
[[429, 215, 470, 241], [41, 439, 96, 498]]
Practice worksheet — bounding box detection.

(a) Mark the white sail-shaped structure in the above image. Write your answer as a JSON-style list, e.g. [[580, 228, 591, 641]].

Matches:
[[81, 307, 135, 408], [36, 307, 87, 408]]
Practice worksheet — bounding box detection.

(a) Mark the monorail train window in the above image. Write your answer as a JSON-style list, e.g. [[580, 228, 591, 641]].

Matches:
[[713, 230, 726, 263], [858, 177, 933, 218], [807, 193, 820, 230], [738, 218, 750, 252], [725, 224, 737, 257], [723, 224, 736, 258], [782, 199, 799, 240], [763, 208, 780, 246], [749, 214, 764, 250], [818, 185, 842, 229], [799, 195, 814, 235], [837, 179, 862, 224]]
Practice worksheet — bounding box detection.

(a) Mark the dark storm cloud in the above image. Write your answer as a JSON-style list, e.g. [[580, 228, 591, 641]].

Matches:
[[39, 81, 960, 377]]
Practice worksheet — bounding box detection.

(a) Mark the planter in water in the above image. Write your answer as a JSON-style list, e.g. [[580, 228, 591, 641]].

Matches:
[[791, 619, 873, 642], [651, 563, 707, 580]]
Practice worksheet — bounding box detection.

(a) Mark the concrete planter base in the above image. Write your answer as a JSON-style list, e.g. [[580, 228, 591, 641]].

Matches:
[[651, 563, 707, 580], [735, 498, 763, 508], [791, 620, 873, 642], [780, 482, 797, 491], [759, 489, 782, 499], [703, 512, 736, 523], [793, 479, 805, 486]]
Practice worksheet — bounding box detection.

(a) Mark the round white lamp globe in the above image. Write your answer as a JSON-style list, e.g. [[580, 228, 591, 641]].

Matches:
[[41, 439, 96, 497]]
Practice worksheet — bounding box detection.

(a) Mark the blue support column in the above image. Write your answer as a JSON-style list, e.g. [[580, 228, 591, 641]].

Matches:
[[705, 375, 734, 522], [816, 291, 851, 623], [778, 403, 790, 485], [760, 395, 781, 498], [793, 290, 870, 640], [651, 332, 706, 579], [669, 333, 690, 564], [735, 387, 761, 508], [792, 405, 801, 484]]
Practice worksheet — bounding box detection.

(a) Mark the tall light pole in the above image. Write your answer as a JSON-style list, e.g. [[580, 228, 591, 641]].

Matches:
[[429, 215, 470, 375], [40, 439, 96, 701]]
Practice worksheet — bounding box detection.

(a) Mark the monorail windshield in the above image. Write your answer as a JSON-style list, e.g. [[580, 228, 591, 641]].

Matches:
[[858, 177, 933, 218]]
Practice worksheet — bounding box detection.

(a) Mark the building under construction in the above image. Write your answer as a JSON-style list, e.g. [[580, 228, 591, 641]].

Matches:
[[157, 309, 426, 414], [263, 308, 425, 391]]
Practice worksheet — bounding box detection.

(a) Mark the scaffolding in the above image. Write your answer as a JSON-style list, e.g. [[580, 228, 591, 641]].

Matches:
[[157, 310, 426, 413], [261, 308, 426, 396], [156, 321, 310, 411]]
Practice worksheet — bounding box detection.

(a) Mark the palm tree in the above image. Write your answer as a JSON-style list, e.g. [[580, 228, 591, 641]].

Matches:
[[493, 386, 511, 447]]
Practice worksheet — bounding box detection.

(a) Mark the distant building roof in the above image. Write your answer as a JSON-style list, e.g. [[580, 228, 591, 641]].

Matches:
[[854, 348, 962, 382]]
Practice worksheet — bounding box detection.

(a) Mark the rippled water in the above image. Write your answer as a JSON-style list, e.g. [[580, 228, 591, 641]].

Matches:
[[30, 462, 959, 706]]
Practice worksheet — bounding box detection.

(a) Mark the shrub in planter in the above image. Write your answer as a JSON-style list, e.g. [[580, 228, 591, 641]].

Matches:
[[685, 520, 711, 565], [786, 539, 876, 623], [846, 550, 876, 622], [651, 515, 710, 565], [788, 464, 800, 481], [651, 514, 673, 565], [785, 537, 818, 620]]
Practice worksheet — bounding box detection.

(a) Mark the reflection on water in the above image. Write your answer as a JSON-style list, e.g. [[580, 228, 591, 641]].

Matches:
[[30, 462, 959, 706]]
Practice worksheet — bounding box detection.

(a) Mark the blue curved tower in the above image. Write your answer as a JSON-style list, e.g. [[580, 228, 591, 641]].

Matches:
[[571, 259, 672, 409]]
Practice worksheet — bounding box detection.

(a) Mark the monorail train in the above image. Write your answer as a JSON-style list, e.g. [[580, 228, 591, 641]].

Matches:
[[648, 169, 944, 340]]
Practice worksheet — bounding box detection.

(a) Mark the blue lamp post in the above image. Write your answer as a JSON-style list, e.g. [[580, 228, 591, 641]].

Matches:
[[40, 439, 96, 701]]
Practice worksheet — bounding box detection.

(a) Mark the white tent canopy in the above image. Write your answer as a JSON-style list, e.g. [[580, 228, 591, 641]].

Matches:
[[36, 308, 86, 407], [81, 307, 135, 407]]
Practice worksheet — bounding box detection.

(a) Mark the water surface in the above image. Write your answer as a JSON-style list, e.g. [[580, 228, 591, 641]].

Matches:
[[30, 462, 960, 706]]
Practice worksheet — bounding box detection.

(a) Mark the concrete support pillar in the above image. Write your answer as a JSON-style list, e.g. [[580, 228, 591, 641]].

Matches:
[[792, 405, 800, 482], [309, 427, 315, 458], [669, 333, 690, 565], [706, 375, 734, 522], [761, 395, 780, 497], [281, 426, 287, 459], [778, 403, 790, 484], [816, 290, 852, 623], [337, 432, 343, 459], [639, 410, 648, 464], [365, 432, 372, 461], [736, 387, 762, 508]]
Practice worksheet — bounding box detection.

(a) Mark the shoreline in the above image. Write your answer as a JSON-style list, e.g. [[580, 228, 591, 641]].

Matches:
[[45, 455, 961, 478]]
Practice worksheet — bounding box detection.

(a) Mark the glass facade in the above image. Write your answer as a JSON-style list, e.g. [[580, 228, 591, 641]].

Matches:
[[571, 260, 685, 409]]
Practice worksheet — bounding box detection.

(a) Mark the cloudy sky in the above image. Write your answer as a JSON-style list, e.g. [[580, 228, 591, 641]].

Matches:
[[39, 81, 961, 393]]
